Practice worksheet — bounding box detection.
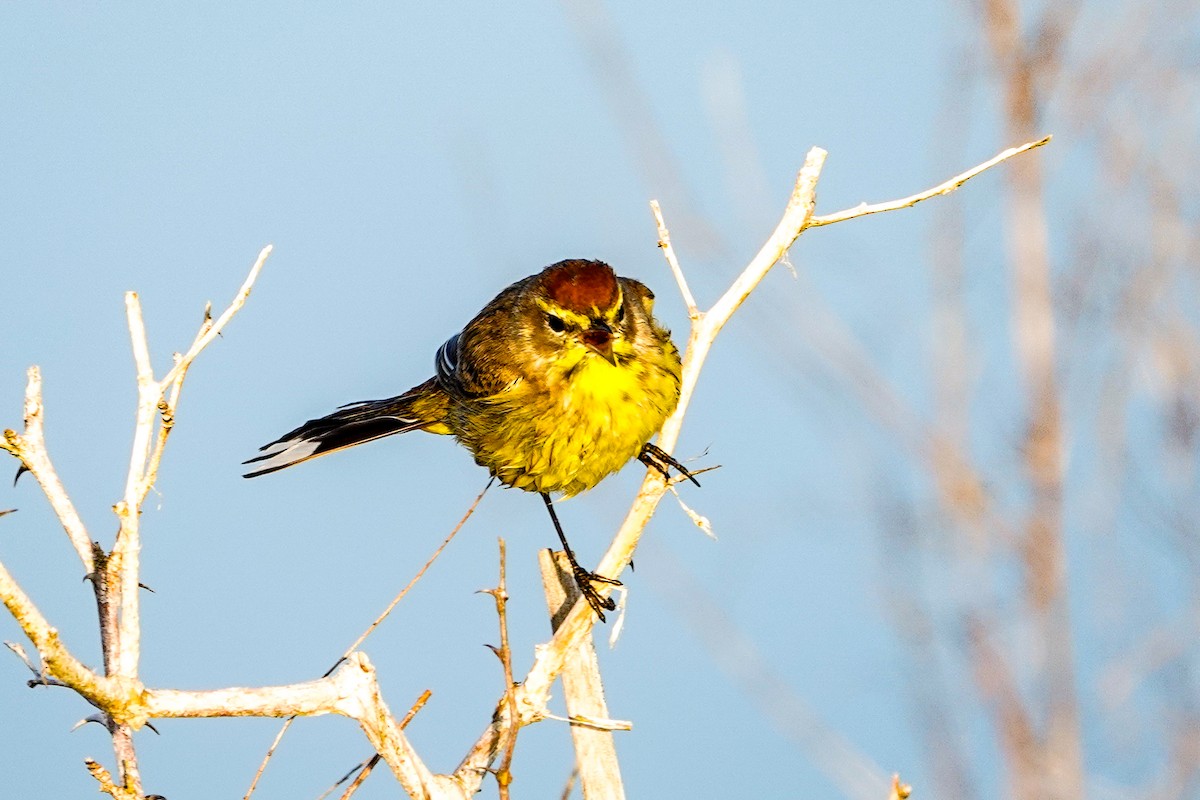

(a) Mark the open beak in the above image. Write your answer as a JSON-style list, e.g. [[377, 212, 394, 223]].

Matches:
[[582, 321, 617, 365]]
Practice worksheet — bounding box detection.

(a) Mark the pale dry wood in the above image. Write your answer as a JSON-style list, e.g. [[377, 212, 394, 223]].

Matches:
[[808, 136, 1051, 228], [649, 199, 698, 319], [1, 246, 273, 796], [486, 539, 519, 799], [1, 367, 95, 571], [85, 757, 140, 800], [888, 774, 913, 800], [0, 556, 120, 708], [111, 245, 274, 686], [323, 690, 432, 800], [540, 550, 626, 800]]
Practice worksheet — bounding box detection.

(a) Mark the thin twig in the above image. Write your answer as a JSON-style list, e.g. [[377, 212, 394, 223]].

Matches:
[[650, 200, 699, 319], [889, 774, 913, 800], [0, 557, 113, 706], [320, 689, 432, 800], [85, 757, 139, 800], [243, 718, 297, 800], [159, 246, 272, 390], [121, 290, 156, 509], [1, 367, 94, 571], [559, 766, 580, 800], [808, 136, 1052, 227], [248, 480, 490, 798], [335, 478, 493, 668], [484, 538, 519, 799]]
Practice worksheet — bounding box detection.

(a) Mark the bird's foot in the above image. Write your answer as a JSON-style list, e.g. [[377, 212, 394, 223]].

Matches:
[[638, 443, 701, 487], [571, 563, 620, 622]]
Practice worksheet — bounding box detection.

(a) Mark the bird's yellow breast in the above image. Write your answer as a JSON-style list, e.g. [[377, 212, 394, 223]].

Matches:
[[453, 351, 680, 496]]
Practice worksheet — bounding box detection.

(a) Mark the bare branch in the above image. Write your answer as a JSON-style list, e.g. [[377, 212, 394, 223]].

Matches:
[[540, 550, 626, 800], [889, 774, 913, 800], [244, 718, 296, 800], [85, 757, 140, 800], [336, 478, 492, 667], [1, 367, 95, 571], [808, 136, 1052, 228], [0, 556, 119, 709], [650, 199, 699, 319], [122, 289, 156, 508], [485, 539, 519, 799], [111, 244, 274, 696], [700, 147, 826, 338], [318, 689, 432, 800], [159, 245, 273, 390]]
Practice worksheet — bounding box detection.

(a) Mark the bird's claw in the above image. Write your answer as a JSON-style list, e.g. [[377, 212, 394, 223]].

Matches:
[[572, 564, 619, 622], [638, 443, 701, 487]]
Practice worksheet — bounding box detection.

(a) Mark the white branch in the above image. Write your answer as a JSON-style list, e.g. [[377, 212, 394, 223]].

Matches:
[[1, 368, 95, 571], [808, 136, 1052, 228], [159, 244, 272, 390], [540, 550, 626, 800], [650, 200, 698, 319], [111, 245, 273, 680], [0, 555, 123, 709]]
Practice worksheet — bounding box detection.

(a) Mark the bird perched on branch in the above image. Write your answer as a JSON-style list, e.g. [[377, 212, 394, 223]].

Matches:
[[245, 259, 697, 619]]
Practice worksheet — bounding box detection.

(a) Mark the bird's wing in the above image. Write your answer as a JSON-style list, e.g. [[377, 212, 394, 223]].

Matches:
[[435, 332, 460, 386], [434, 325, 520, 400]]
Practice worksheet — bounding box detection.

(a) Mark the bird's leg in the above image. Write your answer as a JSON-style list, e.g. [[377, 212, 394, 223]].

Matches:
[[541, 493, 619, 622], [638, 442, 701, 487]]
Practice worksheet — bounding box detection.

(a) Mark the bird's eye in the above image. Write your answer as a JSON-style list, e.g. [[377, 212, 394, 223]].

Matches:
[[547, 314, 566, 333], [615, 305, 625, 322]]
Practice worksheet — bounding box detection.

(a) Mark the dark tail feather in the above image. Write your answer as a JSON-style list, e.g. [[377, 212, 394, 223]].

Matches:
[[243, 395, 430, 478]]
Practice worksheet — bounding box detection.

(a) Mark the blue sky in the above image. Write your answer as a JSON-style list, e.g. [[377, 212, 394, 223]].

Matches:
[[0, 3, 1140, 799]]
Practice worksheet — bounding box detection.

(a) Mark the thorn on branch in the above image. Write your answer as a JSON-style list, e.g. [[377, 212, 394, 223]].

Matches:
[[72, 713, 108, 732]]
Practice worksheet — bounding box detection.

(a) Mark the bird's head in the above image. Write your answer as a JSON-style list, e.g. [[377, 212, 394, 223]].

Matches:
[[530, 259, 632, 367]]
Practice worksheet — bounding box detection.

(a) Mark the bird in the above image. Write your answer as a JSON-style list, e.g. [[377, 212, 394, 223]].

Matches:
[[244, 259, 697, 619]]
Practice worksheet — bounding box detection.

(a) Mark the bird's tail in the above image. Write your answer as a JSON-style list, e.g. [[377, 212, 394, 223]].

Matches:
[[243, 379, 448, 478]]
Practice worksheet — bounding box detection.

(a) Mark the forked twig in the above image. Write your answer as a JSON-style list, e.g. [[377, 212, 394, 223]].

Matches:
[[483, 539, 519, 799]]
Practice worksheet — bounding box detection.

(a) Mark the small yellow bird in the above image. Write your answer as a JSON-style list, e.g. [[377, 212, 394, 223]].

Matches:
[[245, 259, 696, 618]]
